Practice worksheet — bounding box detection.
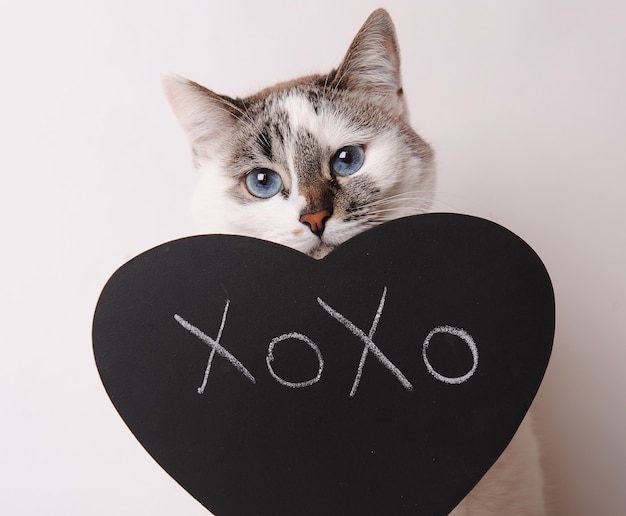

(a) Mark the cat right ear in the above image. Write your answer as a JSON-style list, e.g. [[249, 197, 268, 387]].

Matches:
[[162, 74, 240, 158], [332, 9, 406, 117]]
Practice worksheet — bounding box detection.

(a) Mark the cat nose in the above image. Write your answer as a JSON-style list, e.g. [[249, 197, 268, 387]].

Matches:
[[299, 210, 332, 236]]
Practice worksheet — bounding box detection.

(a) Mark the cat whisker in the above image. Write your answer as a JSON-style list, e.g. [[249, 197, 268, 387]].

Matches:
[[213, 95, 251, 123], [367, 205, 429, 215], [369, 202, 432, 215], [350, 202, 434, 226], [428, 198, 463, 212], [322, 70, 332, 95], [329, 59, 360, 95], [238, 100, 266, 138], [358, 192, 435, 210], [360, 193, 432, 207], [211, 95, 266, 140], [374, 194, 454, 213], [431, 190, 490, 213]]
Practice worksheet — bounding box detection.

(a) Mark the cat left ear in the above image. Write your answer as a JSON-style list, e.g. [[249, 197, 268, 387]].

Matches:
[[332, 9, 406, 116], [162, 74, 241, 159]]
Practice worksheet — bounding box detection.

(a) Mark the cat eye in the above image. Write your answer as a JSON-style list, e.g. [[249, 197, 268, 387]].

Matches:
[[330, 145, 365, 177], [245, 168, 284, 198]]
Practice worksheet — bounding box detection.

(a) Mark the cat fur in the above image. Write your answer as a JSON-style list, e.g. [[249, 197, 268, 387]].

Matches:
[[164, 8, 546, 515]]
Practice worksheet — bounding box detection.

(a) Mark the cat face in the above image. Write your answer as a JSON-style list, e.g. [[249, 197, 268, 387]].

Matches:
[[164, 9, 435, 258]]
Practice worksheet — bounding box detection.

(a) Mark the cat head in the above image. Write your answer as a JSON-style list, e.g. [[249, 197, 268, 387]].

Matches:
[[164, 9, 435, 258]]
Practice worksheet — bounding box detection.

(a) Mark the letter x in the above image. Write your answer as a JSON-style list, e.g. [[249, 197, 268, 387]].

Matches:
[[317, 287, 413, 396], [174, 300, 256, 394]]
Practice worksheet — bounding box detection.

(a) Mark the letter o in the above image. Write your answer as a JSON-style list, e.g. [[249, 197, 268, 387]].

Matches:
[[266, 332, 324, 388], [422, 326, 478, 384]]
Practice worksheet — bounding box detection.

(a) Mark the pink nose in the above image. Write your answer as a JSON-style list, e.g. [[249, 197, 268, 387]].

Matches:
[[300, 210, 332, 236]]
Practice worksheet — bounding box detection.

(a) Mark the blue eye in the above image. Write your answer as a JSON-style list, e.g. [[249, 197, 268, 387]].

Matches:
[[330, 145, 365, 177], [245, 168, 283, 198]]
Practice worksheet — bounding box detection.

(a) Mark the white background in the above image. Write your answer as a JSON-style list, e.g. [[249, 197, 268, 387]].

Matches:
[[1, 1, 625, 514]]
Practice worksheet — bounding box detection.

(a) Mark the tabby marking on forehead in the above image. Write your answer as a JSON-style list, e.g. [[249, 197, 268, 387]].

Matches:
[[277, 92, 366, 152], [281, 94, 324, 142]]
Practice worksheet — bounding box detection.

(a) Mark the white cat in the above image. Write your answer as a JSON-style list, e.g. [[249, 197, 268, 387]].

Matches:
[[164, 8, 546, 515]]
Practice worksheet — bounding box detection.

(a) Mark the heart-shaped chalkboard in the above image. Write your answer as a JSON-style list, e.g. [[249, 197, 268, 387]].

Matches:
[[93, 213, 553, 516]]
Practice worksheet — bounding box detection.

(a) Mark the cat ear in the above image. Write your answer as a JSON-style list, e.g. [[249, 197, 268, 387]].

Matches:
[[332, 9, 406, 115], [162, 74, 240, 158]]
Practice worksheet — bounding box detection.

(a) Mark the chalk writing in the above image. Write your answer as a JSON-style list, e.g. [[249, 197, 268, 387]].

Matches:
[[317, 288, 413, 396], [196, 299, 229, 394], [266, 333, 324, 388], [174, 305, 256, 389], [422, 326, 478, 385], [174, 288, 479, 395]]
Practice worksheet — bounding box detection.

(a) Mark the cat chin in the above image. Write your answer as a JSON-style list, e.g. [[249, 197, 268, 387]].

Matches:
[[299, 220, 375, 259], [305, 242, 335, 260]]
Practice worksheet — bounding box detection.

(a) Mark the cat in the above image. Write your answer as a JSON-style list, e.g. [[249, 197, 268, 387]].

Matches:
[[164, 8, 546, 515]]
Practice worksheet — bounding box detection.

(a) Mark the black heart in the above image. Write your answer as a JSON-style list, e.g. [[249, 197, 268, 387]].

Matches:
[[93, 213, 553, 516]]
